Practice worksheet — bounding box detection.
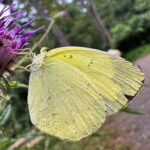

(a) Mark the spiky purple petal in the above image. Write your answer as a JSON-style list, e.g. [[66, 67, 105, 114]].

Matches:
[[0, 1, 44, 75]]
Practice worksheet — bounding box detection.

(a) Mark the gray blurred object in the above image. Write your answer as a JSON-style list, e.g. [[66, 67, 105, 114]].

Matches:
[[107, 49, 122, 56]]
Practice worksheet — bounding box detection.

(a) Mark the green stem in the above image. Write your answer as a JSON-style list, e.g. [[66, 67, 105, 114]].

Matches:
[[31, 19, 55, 52]]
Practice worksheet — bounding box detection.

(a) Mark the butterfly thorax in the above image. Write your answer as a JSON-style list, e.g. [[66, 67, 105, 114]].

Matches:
[[31, 52, 47, 71]]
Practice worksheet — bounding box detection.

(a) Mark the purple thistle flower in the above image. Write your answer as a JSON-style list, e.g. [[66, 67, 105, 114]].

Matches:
[[0, 1, 44, 75]]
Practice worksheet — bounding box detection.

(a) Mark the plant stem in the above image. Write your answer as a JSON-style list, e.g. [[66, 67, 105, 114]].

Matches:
[[31, 19, 55, 52]]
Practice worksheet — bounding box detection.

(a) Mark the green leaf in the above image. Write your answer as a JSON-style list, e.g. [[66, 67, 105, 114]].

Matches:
[[2, 81, 28, 88], [0, 138, 12, 148], [121, 107, 144, 115], [0, 104, 12, 125]]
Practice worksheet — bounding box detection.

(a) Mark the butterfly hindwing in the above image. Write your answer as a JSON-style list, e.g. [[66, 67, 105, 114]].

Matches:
[[28, 57, 106, 141]]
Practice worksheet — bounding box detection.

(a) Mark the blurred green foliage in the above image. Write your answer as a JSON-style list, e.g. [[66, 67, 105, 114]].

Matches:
[[125, 44, 150, 61], [0, 0, 150, 149], [17, 0, 150, 52]]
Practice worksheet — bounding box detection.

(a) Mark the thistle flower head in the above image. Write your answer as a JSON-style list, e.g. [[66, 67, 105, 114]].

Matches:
[[59, 10, 69, 18], [0, 1, 44, 75], [53, 10, 69, 19]]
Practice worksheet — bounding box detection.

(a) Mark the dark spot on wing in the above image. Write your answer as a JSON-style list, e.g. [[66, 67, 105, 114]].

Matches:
[[87, 107, 90, 110], [87, 83, 90, 87], [64, 54, 73, 59], [69, 55, 73, 58], [47, 96, 51, 100], [52, 113, 56, 116], [66, 89, 70, 92], [88, 60, 93, 67]]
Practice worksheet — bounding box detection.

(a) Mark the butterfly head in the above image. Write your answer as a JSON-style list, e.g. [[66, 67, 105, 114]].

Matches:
[[31, 48, 48, 71]]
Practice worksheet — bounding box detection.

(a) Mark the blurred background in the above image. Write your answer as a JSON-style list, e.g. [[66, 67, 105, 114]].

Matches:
[[0, 0, 150, 149]]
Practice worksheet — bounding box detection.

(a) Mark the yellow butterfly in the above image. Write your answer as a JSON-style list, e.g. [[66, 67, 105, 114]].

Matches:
[[28, 47, 144, 141]]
